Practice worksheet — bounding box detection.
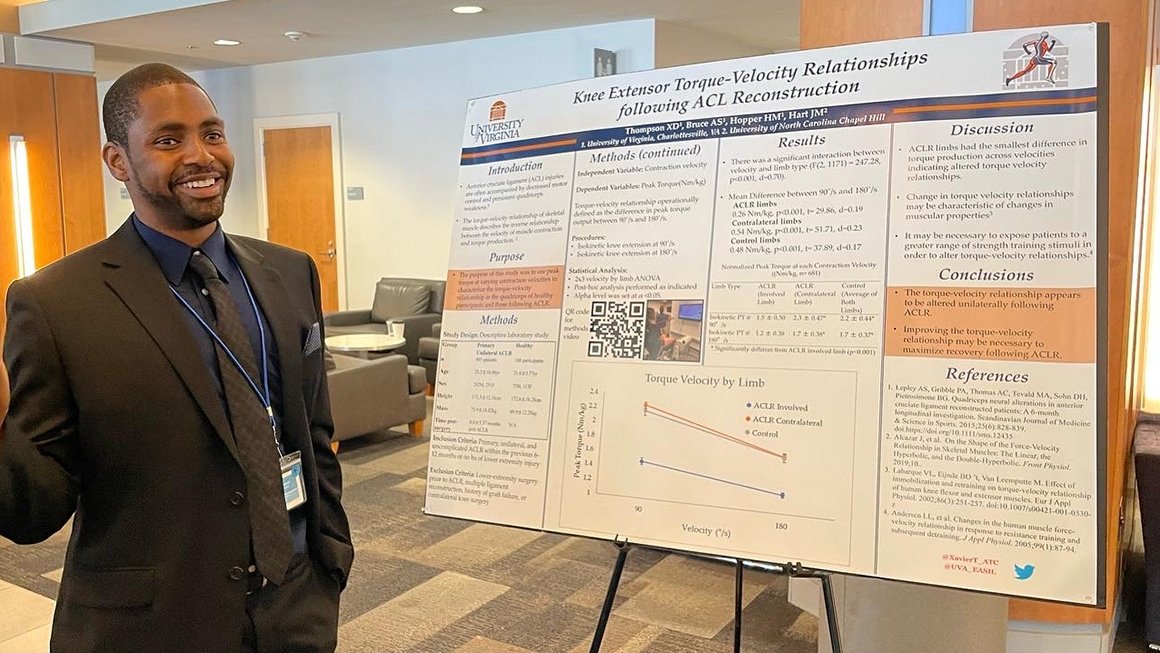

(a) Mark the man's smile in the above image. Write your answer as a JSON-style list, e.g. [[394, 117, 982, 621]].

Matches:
[[174, 173, 226, 198]]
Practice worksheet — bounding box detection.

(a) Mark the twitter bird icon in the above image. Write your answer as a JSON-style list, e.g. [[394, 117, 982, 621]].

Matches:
[[1014, 564, 1035, 580]]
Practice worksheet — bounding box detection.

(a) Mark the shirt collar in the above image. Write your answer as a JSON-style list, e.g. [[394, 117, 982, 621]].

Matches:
[[132, 215, 232, 286]]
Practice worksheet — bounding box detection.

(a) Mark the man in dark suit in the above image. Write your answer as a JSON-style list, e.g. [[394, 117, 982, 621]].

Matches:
[[0, 63, 352, 652]]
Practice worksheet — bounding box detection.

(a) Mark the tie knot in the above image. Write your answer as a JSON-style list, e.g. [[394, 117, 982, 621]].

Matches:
[[188, 250, 221, 283]]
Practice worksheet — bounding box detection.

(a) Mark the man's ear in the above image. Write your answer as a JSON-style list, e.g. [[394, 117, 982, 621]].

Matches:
[[102, 142, 130, 183]]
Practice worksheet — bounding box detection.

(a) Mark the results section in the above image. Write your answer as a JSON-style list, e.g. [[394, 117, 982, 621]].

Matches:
[[707, 124, 892, 364]]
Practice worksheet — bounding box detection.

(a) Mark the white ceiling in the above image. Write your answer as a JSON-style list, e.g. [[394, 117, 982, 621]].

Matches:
[[19, 0, 800, 80]]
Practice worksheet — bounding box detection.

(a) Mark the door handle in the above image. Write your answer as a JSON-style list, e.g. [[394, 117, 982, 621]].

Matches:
[[316, 240, 336, 261]]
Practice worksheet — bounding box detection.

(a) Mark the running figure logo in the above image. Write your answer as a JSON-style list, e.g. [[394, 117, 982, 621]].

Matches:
[[1003, 32, 1069, 89]]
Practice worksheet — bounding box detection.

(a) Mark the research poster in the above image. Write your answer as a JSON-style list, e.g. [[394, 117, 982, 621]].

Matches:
[[424, 24, 1106, 605]]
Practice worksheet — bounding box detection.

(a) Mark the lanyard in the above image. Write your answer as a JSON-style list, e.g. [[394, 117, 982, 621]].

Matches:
[[170, 260, 281, 451]]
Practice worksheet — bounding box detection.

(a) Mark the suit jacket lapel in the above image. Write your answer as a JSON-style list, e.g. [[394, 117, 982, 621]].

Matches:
[[102, 220, 240, 464], [227, 236, 306, 446]]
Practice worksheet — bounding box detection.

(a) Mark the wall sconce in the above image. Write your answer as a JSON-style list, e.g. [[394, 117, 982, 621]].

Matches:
[[9, 135, 35, 278]]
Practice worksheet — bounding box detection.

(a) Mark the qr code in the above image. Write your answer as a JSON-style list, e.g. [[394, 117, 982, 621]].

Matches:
[[588, 300, 645, 358]]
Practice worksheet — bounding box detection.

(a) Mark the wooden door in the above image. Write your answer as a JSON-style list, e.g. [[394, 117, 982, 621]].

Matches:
[[54, 73, 106, 254], [262, 126, 339, 312]]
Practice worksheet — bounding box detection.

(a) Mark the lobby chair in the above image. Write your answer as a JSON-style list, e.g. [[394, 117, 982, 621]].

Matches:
[[325, 277, 445, 364], [418, 322, 441, 395], [325, 350, 426, 452]]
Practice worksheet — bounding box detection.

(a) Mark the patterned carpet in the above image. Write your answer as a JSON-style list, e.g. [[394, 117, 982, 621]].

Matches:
[[0, 399, 820, 653]]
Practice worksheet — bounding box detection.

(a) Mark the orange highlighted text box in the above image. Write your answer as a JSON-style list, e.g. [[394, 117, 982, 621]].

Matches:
[[445, 265, 565, 311], [885, 286, 1095, 364]]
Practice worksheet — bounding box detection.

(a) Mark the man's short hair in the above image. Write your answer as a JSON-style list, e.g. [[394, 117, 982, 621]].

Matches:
[[102, 63, 204, 148]]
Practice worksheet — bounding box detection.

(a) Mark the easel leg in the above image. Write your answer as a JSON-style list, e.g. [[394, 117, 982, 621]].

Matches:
[[734, 559, 743, 653], [590, 541, 631, 653], [786, 564, 843, 653], [820, 573, 843, 653]]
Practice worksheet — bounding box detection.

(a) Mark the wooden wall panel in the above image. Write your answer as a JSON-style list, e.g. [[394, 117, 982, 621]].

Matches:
[[974, 0, 1150, 626], [801, 0, 925, 49], [0, 2, 18, 33], [53, 73, 106, 253], [8, 69, 64, 271], [0, 68, 103, 338], [0, 69, 19, 337]]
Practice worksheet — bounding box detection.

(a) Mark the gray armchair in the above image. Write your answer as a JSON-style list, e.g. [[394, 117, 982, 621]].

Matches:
[[418, 322, 440, 393], [326, 351, 427, 450], [325, 277, 446, 364]]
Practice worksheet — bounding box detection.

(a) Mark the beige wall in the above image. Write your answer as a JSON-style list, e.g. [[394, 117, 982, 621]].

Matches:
[[654, 20, 773, 69]]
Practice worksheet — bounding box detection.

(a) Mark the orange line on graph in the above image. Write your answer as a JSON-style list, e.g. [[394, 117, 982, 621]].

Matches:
[[892, 95, 1095, 115], [460, 138, 578, 160], [643, 402, 787, 461]]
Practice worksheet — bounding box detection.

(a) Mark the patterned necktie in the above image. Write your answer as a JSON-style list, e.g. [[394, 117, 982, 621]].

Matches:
[[187, 250, 292, 584]]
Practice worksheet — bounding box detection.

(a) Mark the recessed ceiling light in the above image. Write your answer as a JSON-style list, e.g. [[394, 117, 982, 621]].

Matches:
[[213, 38, 242, 46], [452, 6, 484, 14]]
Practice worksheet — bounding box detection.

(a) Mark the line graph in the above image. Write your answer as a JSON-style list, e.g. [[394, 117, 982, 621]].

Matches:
[[558, 361, 859, 566], [639, 457, 787, 498], [643, 401, 788, 462]]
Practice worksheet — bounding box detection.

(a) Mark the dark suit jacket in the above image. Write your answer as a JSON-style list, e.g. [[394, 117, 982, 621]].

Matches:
[[0, 219, 353, 653]]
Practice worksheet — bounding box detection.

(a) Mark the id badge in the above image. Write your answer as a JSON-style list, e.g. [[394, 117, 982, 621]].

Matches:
[[280, 451, 307, 510]]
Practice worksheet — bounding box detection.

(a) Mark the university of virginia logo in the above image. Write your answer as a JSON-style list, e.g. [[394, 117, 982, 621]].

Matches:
[[1003, 31, 1069, 89], [471, 99, 523, 145]]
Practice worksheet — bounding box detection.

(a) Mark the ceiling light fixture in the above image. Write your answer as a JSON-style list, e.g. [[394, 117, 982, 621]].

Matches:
[[284, 31, 306, 41], [452, 6, 484, 14], [213, 38, 242, 46]]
